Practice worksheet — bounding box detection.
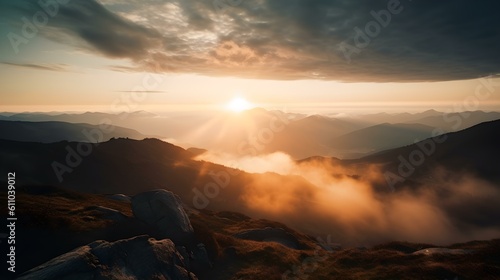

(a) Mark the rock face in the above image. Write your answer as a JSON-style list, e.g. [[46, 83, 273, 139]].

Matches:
[[132, 189, 194, 244], [234, 227, 302, 249], [412, 248, 472, 255], [18, 235, 197, 280], [191, 243, 212, 271]]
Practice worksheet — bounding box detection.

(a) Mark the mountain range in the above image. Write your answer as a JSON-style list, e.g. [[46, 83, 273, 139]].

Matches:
[[2, 109, 499, 159]]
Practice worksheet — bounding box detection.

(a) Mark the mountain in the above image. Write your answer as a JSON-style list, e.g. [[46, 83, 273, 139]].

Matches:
[[2, 118, 500, 241], [330, 122, 436, 158], [264, 114, 369, 158], [355, 109, 442, 124], [0, 120, 147, 143], [405, 110, 500, 132], [2, 109, 498, 159], [1, 111, 157, 124], [353, 119, 500, 186], [1, 109, 368, 158], [0, 137, 317, 214]]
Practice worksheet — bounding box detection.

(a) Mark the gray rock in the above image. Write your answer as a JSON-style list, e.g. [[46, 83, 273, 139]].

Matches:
[[177, 246, 191, 268], [191, 243, 212, 271], [107, 194, 131, 202], [234, 227, 301, 249], [131, 189, 194, 244], [86, 206, 127, 222], [18, 235, 197, 280]]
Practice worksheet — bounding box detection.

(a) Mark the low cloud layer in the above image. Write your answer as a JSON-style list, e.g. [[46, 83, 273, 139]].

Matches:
[[198, 152, 500, 245], [2, 0, 500, 81]]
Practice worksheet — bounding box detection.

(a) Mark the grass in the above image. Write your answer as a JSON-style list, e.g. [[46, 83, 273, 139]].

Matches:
[[1, 185, 499, 279]]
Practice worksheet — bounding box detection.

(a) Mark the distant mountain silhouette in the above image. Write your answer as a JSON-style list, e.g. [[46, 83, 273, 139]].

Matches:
[[403, 111, 500, 132], [353, 119, 500, 185], [0, 109, 367, 158], [357, 109, 442, 124], [266, 114, 368, 158], [330, 122, 435, 158], [1, 109, 498, 159], [1, 111, 156, 124], [0, 120, 146, 143]]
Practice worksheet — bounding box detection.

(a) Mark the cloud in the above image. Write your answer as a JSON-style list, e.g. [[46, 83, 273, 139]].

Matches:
[[196, 152, 500, 245], [2, 0, 500, 81], [1, 0, 162, 60], [1, 62, 71, 72]]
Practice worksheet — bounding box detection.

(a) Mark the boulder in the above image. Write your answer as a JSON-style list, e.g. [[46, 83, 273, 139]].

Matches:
[[191, 243, 212, 272], [107, 194, 131, 202], [131, 189, 194, 244], [234, 227, 302, 249], [18, 235, 197, 280]]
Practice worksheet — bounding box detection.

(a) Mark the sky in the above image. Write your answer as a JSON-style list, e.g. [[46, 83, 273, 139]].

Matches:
[[1, 0, 500, 113]]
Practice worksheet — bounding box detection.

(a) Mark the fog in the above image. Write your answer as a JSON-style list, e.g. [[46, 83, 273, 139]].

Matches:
[[197, 152, 500, 246]]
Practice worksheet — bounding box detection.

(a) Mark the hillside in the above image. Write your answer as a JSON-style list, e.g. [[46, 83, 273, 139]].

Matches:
[[355, 119, 500, 185], [330, 122, 435, 158], [1, 186, 498, 279], [0, 120, 146, 143]]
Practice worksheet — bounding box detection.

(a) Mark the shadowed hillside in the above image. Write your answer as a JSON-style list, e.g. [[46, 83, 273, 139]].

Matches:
[[352, 119, 500, 186], [0, 120, 146, 143]]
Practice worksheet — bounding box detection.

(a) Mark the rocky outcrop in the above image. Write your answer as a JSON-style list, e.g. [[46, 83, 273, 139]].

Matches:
[[131, 189, 194, 245], [18, 235, 197, 280], [191, 243, 212, 271]]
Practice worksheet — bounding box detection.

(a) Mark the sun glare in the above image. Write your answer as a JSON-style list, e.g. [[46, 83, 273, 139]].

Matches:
[[226, 97, 253, 112]]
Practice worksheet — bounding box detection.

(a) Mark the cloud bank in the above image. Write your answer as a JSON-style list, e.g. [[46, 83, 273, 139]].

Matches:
[[197, 152, 500, 245], [2, 0, 500, 81]]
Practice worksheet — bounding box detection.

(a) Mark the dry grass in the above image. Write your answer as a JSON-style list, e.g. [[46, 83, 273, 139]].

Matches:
[[0, 185, 132, 231], [2, 185, 499, 280]]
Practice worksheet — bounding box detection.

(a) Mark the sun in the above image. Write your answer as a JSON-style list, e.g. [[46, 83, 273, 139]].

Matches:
[[226, 97, 253, 112]]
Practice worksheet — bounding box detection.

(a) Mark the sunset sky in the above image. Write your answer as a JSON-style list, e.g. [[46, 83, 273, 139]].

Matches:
[[1, 0, 499, 113]]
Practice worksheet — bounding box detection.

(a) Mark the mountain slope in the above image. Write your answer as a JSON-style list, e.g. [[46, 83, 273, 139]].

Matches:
[[330, 122, 435, 158], [354, 119, 500, 185], [0, 120, 146, 143], [0, 137, 319, 217]]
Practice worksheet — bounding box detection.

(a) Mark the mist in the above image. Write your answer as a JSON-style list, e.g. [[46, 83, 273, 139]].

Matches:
[[196, 152, 500, 246]]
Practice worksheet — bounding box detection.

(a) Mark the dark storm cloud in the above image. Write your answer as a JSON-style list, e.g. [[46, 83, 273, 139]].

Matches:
[[2, 0, 499, 81], [0, 0, 161, 60]]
